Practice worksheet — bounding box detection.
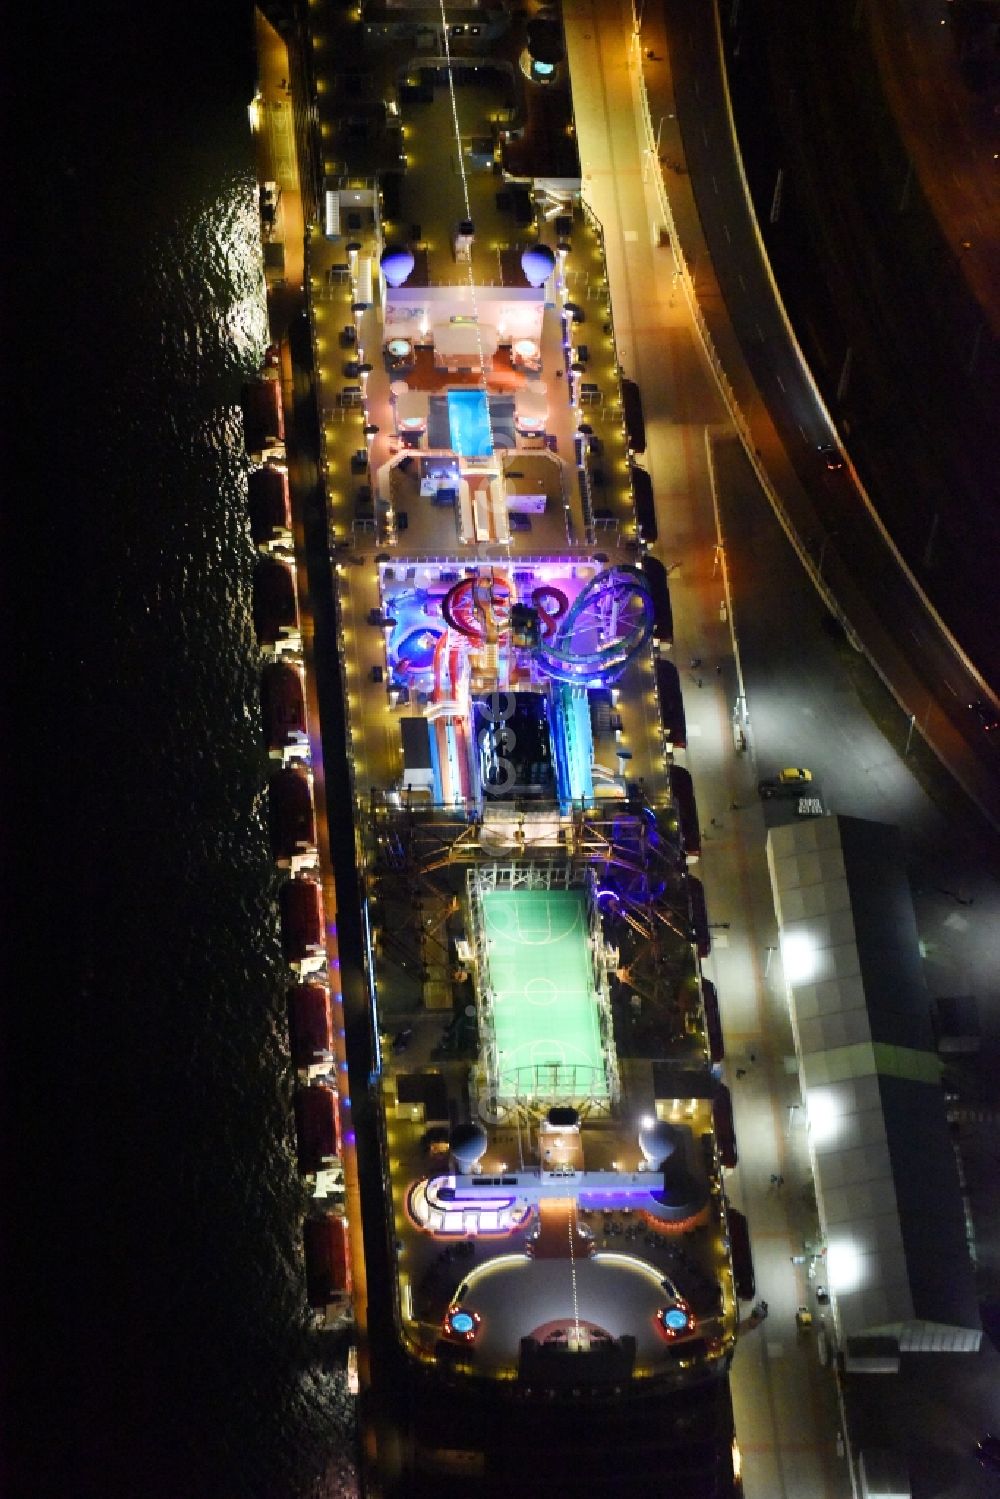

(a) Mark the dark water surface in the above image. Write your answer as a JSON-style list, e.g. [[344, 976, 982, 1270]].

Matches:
[[6, 5, 357, 1496]]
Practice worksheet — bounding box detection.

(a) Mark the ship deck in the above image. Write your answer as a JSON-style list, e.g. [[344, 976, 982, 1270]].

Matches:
[[305, 0, 737, 1404]]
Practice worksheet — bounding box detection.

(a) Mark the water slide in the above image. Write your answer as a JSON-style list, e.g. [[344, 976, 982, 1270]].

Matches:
[[537, 566, 654, 684], [387, 567, 653, 802]]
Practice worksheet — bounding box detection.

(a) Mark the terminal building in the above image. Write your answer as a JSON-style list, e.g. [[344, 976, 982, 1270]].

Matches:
[[766, 815, 981, 1363]]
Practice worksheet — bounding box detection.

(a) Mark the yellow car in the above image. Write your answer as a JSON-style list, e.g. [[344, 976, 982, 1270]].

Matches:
[[778, 767, 813, 785]]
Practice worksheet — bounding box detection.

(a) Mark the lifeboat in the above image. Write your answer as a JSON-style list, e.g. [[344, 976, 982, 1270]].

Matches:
[[279, 877, 325, 964], [303, 1213, 351, 1304], [261, 661, 307, 752], [713, 1084, 738, 1170], [241, 376, 284, 450], [669, 764, 700, 859], [253, 557, 298, 646], [702, 979, 724, 1063], [294, 1084, 339, 1174], [688, 876, 710, 959], [287, 983, 334, 1069], [654, 659, 685, 748], [641, 554, 673, 645], [631, 464, 657, 544], [727, 1206, 755, 1301], [249, 464, 291, 546], [621, 377, 646, 454], [268, 765, 316, 861]]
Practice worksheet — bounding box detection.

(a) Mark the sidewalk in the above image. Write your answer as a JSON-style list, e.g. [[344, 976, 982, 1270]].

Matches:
[[563, 1, 852, 1491]]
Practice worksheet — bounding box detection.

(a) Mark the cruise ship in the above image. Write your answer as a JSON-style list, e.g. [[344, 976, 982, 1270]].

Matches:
[[251, 0, 746, 1492]]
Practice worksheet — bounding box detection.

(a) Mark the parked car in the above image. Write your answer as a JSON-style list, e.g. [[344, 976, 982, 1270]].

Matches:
[[977, 1434, 1000, 1472], [969, 700, 1000, 744], [758, 767, 814, 799]]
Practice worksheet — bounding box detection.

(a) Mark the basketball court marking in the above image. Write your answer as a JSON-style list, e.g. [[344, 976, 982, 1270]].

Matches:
[[481, 889, 607, 1097]]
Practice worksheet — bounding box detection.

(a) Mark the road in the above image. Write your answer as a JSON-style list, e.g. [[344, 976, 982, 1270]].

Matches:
[[867, 0, 1000, 343], [722, 0, 1000, 686], [634, 0, 1000, 828], [564, 2, 853, 1492]]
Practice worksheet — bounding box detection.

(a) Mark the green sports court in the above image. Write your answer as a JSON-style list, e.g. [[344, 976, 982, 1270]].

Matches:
[[480, 888, 608, 1099]]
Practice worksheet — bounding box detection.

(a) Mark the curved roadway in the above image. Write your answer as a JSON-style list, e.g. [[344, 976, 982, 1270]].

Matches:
[[723, 0, 1000, 681], [640, 0, 1000, 825]]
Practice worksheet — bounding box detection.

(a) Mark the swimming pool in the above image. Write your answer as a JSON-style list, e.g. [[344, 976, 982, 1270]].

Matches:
[[447, 388, 493, 457]]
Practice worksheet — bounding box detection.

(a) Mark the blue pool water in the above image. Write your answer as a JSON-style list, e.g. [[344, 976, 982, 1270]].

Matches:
[[447, 388, 493, 456]]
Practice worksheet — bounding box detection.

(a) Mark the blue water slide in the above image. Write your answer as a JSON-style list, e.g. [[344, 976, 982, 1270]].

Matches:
[[536, 566, 654, 684], [551, 683, 595, 809]]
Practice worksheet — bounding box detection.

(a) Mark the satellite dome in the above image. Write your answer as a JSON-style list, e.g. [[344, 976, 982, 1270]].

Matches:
[[638, 1118, 683, 1166], [380, 245, 415, 287], [527, 17, 565, 65], [651, 1158, 708, 1222], [520, 244, 556, 287], [450, 1121, 488, 1171]]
